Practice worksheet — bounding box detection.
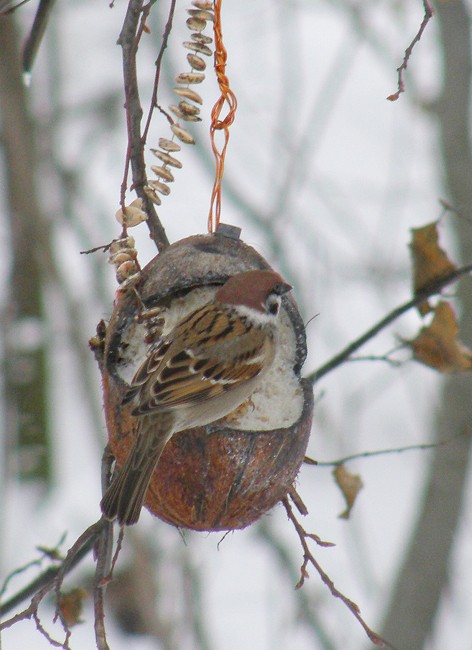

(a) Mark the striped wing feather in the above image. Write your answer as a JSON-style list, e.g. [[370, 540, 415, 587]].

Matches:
[[127, 303, 272, 415]]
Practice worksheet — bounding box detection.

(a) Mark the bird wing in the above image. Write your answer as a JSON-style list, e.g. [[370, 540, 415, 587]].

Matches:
[[126, 303, 273, 415]]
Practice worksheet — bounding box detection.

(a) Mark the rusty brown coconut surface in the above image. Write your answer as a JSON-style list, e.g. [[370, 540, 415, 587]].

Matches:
[[99, 233, 313, 531]]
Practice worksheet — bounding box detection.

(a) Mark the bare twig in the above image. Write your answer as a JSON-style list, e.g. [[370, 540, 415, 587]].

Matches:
[[33, 600, 68, 648], [342, 343, 405, 367], [287, 485, 309, 516], [306, 430, 469, 467], [256, 520, 337, 650], [1, 440, 119, 645], [282, 497, 396, 648], [0, 538, 64, 604], [22, 0, 57, 76], [53, 522, 105, 617], [109, 528, 125, 579], [387, 0, 434, 101], [118, 0, 169, 251], [307, 262, 472, 384], [142, 0, 177, 142], [0, 519, 109, 644], [0, 535, 91, 620], [0, 574, 56, 630], [93, 520, 114, 650]]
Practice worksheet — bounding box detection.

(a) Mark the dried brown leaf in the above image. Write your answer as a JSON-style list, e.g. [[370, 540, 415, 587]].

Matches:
[[57, 587, 87, 627], [410, 222, 456, 315], [333, 465, 363, 519], [407, 301, 472, 373]]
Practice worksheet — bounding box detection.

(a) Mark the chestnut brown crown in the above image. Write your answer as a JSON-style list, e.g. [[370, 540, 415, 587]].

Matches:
[[215, 270, 292, 316]]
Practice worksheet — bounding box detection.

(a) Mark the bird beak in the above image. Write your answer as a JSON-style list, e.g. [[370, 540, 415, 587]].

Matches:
[[275, 281, 292, 296]]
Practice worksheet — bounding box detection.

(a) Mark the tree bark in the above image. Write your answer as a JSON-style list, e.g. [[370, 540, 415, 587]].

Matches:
[[0, 15, 50, 481]]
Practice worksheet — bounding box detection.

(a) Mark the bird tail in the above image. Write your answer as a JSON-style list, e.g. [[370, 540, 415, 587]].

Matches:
[[100, 414, 172, 526]]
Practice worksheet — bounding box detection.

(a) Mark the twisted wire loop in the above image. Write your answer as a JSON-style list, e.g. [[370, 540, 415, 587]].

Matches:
[[207, 0, 238, 233]]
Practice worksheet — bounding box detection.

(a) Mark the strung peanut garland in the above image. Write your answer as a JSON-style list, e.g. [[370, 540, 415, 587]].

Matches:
[[112, 1, 215, 286], [113, 0, 236, 280], [107, 234, 141, 288], [144, 1, 215, 207], [114, 1, 214, 229]]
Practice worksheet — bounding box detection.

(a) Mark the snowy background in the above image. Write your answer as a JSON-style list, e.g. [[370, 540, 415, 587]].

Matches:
[[2, 1, 470, 649]]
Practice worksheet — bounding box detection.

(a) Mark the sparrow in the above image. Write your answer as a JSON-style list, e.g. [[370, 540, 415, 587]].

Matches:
[[100, 269, 292, 526]]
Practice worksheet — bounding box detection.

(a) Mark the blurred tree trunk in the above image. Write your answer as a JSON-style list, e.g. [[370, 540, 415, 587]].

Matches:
[[0, 15, 51, 481], [380, 2, 472, 648]]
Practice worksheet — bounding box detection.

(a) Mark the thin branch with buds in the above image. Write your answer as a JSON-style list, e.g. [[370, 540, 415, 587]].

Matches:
[[304, 430, 470, 467], [282, 496, 397, 649]]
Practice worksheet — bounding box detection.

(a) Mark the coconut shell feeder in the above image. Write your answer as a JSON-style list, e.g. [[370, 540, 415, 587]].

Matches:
[[92, 0, 314, 532], [96, 228, 313, 531]]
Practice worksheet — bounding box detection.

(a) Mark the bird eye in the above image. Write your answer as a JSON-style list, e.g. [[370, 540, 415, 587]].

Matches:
[[266, 296, 280, 316]]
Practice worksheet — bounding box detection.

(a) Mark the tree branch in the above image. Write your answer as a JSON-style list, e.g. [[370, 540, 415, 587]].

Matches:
[[0, 520, 107, 621], [282, 497, 394, 648], [142, 0, 176, 143], [387, 0, 434, 101], [307, 430, 469, 467], [118, 0, 169, 251], [307, 262, 472, 384]]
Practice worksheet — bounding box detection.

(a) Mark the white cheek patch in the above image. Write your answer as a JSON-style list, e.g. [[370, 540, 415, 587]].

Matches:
[[233, 303, 278, 326]]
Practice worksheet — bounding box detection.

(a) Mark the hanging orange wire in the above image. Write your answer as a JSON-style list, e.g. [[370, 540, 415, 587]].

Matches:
[[207, 0, 238, 233]]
